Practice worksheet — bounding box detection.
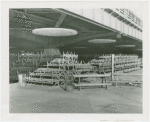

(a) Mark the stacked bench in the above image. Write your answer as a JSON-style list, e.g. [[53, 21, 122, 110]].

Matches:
[[73, 74, 112, 91]]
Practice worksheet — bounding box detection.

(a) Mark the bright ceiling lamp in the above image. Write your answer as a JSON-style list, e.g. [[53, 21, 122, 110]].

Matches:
[[73, 47, 87, 49], [32, 28, 78, 36], [115, 45, 135, 48], [88, 39, 116, 43]]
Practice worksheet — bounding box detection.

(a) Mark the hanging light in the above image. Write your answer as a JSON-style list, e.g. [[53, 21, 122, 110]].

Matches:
[[73, 47, 87, 49], [115, 45, 135, 48], [32, 28, 78, 36], [88, 39, 116, 43]]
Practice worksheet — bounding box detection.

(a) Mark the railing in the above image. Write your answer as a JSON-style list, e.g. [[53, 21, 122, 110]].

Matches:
[[114, 9, 143, 29]]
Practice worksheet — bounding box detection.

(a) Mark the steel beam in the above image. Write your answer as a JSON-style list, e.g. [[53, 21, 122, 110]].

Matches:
[[55, 13, 67, 27]]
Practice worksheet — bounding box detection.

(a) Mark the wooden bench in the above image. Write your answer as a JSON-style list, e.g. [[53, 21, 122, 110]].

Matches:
[[73, 74, 111, 91], [113, 73, 142, 76], [74, 83, 112, 90], [108, 80, 142, 86]]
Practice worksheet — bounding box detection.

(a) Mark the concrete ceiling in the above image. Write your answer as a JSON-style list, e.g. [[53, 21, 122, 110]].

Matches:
[[9, 8, 142, 55]]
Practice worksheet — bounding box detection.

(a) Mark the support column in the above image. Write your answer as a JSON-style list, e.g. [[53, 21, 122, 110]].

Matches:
[[111, 54, 114, 81]]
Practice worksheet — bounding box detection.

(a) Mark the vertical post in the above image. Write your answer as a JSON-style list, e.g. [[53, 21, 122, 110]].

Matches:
[[65, 75, 67, 91], [17, 52, 19, 61], [79, 77, 81, 91], [111, 54, 114, 81]]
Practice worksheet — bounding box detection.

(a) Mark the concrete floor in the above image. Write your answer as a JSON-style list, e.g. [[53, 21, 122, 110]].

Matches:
[[10, 84, 142, 113]]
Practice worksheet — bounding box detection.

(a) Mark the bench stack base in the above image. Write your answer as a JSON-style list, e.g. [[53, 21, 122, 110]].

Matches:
[[74, 83, 112, 91]]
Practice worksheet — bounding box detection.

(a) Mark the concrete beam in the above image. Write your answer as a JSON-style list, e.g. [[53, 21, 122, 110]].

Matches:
[[27, 9, 58, 13], [55, 13, 67, 27]]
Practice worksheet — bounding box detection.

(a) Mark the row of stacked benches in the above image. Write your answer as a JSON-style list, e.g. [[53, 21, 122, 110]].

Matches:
[[9, 53, 62, 82], [90, 54, 142, 73]]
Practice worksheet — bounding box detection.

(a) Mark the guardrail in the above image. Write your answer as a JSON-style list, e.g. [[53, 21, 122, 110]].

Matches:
[[113, 9, 142, 29]]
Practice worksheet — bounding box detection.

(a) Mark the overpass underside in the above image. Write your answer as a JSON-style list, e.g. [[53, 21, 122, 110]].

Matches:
[[9, 8, 142, 56]]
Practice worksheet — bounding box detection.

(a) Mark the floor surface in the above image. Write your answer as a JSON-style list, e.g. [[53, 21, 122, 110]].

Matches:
[[9, 69, 142, 113]]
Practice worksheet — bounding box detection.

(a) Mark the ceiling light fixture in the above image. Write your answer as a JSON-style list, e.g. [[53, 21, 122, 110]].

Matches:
[[115, 45, 135, 48], [88, 39, 116, 43], [73, 47, 87, 49], [32, 28, 78, 36]]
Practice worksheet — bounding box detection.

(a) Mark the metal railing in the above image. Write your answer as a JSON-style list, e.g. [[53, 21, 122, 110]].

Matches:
[[114, 9, 142, 29]]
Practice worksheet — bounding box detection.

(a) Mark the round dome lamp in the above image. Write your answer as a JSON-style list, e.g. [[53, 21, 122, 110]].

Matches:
[[88, 39, 116, 44], [73, 47, 88, 49], [115, 45, 135, 48], [32, 28, 78, 36]]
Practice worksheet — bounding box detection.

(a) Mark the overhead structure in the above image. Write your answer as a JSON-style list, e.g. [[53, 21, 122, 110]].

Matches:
[[32, 28, 78, 36], [9, 8, 142, 55]]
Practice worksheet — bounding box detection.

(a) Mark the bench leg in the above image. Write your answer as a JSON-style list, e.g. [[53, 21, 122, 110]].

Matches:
[[106, 85, 108, 90], [105, 77, 108, 89], [79, 77, 81, 91], [101, 78, 103, 88]]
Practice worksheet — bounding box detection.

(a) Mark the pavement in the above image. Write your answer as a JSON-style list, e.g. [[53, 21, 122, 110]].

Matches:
[[10, 80, 142, 113]]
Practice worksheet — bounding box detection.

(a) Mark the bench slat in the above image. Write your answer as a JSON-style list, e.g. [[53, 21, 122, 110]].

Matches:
[[114, 73, 142, 76], [73, 74, 111, 78], [74, 83, 112, 86], [108, 81, 142, 83]]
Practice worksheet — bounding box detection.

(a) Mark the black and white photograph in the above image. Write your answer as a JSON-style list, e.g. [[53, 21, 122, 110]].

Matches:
[[1, 1, 149, 121]]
